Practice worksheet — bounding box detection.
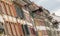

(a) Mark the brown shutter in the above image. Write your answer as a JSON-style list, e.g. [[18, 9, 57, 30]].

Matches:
[[0, 2, 2, 13], [10, 23, 17, 36], [18, 23, 24, 36], [0, 2, 6, 14], [38, 30, 43, 36], [4, 4, 11, 15], [14, 20, 21, 36], [10, 4, 17, 17], [13, 24, 18, 36], [6, 22, 13, 36]]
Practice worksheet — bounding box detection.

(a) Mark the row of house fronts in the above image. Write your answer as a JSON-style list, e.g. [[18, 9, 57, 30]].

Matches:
[[0, 0, 60, 36]]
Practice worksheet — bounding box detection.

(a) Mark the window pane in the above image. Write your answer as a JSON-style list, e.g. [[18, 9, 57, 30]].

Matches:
[[14, 5, 24, 19], [24, 24, 30, 35]]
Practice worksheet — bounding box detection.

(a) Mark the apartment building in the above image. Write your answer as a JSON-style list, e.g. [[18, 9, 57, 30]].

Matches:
[[50, 13, 60, 36], [0, 0, 59, 36], [0, 0, 37, 36], [28, 4, 54, 36]]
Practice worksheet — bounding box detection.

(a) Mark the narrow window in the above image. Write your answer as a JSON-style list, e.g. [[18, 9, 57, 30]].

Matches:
[[14, 4, 24, 19]]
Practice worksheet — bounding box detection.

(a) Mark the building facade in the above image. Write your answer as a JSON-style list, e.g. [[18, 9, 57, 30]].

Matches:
[[0, 0, 60, 36]]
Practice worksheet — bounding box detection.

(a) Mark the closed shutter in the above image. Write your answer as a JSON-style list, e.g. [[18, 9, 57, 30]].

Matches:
[[42, 30, 48, 36], [9, 4, 17, 17], [17, 23, 24, 36], [0, 2, 2, 13], [38, 30, 43, 36], [6, 22, 13, 36], [0, 2, 6, 14], [10, 23, 17, 36], [4, 4, 11, 15]]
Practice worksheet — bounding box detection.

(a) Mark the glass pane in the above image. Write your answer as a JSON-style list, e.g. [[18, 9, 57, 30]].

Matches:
[[14, 5, 24, 19], [24, 24, 30, 35]]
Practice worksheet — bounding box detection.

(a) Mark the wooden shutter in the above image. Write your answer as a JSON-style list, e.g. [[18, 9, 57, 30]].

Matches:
[[10, 23, 17, 36], [5, 4, 11, 15], [0, 2, 6, 14], [17, 19, 24, 36], [6, 22, 13, 36], [9, 4, 17, 17], [0, 2, 2, 13], [38, 30, 43, 36], [14, 23, 21, 36]]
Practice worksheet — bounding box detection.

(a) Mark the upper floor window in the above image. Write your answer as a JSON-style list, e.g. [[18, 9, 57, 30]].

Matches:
[[14, 4, 24, 19]]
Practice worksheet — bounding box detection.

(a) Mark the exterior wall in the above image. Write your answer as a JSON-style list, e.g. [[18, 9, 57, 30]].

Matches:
[[30, 6, 52, 36], [0, 0, 24, 36], [0, 0, 60, 36], [0, 0, 36, 36]]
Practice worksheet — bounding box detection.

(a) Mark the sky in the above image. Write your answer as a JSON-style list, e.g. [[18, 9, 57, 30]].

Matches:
[[30, 0, 60, 16]]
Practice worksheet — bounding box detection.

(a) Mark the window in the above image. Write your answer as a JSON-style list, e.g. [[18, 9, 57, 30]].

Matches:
[[0, 23, 4, 34], [42, 30, 48, 36], [14, 4, 24, 19], [30, 28, 36, 35], [21, 25, 25, 35], [21, 24, 30, 35], [47, 30, 52, 36], [24, 24, 30, 35], [45, 21, 50, 27]]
